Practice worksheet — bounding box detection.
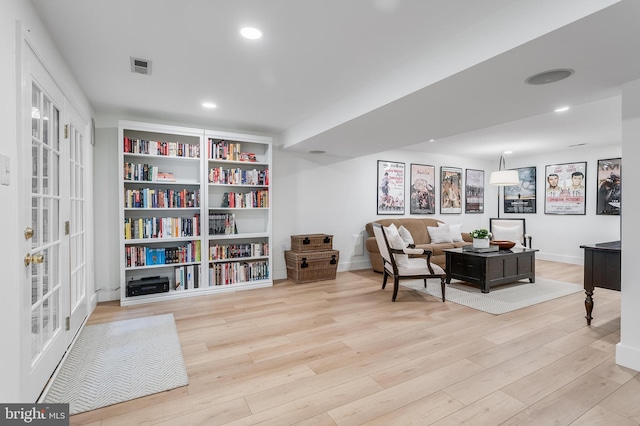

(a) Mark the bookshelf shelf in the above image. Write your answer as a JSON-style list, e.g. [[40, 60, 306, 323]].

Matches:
[[119, 120, 272, 306]]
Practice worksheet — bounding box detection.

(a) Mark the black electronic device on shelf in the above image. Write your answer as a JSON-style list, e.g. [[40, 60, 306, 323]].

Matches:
[[126, 276, 170, 297]]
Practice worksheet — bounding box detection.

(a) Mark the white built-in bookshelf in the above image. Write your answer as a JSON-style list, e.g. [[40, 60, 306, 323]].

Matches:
[[118, 120, 272, 306]]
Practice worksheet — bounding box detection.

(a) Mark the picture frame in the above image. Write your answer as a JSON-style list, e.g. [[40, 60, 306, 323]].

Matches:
[[440, 166, 462, 214], [544, 162, 586, 215], [410, 164, 436, 214], [464, 169, 484, 213], [504, 166, 537, 213], [596, 158, 621, 215], [377, 160, 405, 214]]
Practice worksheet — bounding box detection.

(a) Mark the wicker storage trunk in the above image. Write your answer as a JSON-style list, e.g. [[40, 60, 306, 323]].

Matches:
[[285, 250, 339, 284], [290, 234, 334, 252]]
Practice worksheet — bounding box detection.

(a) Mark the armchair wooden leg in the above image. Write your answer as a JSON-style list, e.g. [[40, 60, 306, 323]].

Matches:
[[423, 278, 427, 288], [440, 276, 446, 302], [392, 277, 400, 302], [382, 271, 388, 289]]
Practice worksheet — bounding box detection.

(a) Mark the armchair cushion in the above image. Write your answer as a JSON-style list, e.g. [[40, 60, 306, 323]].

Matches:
[[383, 224, 409, 267], [491, 224, 524, 248], [386, 257, 445, 276]]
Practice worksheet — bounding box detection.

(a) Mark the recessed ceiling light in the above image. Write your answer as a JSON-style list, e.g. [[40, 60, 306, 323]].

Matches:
[[428, 139, 435, 142], [202, 102, 217, 109], [240, 27, 262, 40], [503, 150, 513, 154], [555, 106, 570, 112], [525, 69, 574, 85]]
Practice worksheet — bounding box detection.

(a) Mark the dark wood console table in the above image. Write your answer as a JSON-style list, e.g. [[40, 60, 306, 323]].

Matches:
[[444, 247, 538, 293], [580, 241, 621, 325]]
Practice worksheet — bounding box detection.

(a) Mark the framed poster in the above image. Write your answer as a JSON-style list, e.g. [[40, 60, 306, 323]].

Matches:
[[504, 166, 537, 213], [464, 169, 484, 213], [544, 162, 586, 215], [596, 158, 621, 215], [377, 160, 405, 214], [440, 166, 462, 214], [410, 164, 436, 214]]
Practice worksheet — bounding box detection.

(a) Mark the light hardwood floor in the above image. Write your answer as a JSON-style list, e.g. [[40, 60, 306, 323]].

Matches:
[[70, 260, 637, 426]]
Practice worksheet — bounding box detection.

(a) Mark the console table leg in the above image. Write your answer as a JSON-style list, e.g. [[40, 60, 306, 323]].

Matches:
[[585, 289, 594, 325]]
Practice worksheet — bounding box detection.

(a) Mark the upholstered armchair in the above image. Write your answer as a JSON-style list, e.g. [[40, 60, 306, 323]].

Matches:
[[489, 218, 532, 248], [372, 223, 447, 302]]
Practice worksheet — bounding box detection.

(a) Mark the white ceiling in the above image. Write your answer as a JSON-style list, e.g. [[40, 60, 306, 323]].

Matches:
[[30, 0, 639, 160]]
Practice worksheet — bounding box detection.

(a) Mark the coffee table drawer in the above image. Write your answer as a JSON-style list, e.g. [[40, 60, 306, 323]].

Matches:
[[450, 256, 481, 276]]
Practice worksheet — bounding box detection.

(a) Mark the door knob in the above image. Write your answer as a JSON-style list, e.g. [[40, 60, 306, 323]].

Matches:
[[24, 253, 44, 266], [24, 227, 34, 240]]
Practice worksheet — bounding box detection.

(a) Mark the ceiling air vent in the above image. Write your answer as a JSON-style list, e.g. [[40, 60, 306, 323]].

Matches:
[[130, 57, 152, 75]]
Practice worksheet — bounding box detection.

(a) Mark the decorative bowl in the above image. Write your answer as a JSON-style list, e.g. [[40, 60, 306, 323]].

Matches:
[[490, 240, 516, 250]]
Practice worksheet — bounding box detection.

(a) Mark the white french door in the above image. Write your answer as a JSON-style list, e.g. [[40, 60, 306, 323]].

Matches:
[[20, 44, 87, 401], [67, 108, 88, 333]]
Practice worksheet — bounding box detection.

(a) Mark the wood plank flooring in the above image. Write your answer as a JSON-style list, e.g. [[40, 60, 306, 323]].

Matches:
[[70, 260, 637, 425]]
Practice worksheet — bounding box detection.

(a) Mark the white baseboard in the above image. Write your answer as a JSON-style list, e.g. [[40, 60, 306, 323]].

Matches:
[[616, 342, 640, 373], [536, 252, 583, 265]]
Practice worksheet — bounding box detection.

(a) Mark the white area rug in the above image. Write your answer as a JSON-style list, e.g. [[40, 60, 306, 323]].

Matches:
[[44, 313, 189, 415], [401, 278, 583, 315]]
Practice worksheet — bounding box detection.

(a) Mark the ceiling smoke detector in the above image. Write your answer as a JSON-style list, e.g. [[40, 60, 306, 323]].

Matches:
[[130, 57, 152, 75], [525, 69, 574, 85]]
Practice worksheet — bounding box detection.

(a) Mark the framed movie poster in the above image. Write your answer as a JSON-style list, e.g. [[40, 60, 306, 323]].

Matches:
[[597, 158, 621, 215], [504, 166, 537, 213], [441, 166, 462, 214], [377, 160, 405, 214], [464, 169, 484, 213], [410, 164, 436, 214], [544, 162, 586, 215]]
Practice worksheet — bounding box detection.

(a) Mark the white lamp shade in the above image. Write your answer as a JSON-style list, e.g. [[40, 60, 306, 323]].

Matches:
[[489, 170, 520, 186]]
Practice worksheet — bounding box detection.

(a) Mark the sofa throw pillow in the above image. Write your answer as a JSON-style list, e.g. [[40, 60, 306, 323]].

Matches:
[[492, 225, 524, 248], [383, 224, 409, 267], [427, 225, 453, 244], [397, 225, 415, 247], [439, 222, 464, 242]]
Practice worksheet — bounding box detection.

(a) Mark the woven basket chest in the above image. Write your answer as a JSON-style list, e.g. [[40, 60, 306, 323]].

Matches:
[[285, 250, 339, 284], [290, 234, 333, 252]]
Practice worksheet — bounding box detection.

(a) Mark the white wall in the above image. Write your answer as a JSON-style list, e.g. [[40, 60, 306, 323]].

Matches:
[[617, 78, 640, 371], [93, 127, 121, 302], [0, 0, 93, 403], [0, 0, 24, 404]]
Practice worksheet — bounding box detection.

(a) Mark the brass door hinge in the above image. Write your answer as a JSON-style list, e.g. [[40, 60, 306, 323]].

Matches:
[[65, 221, 70, 235], [65, 317, 70, 331], [64, 124, 69, 139]]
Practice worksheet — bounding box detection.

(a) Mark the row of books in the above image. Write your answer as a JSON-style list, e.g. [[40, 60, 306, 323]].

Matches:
[[124, 188, 200, 209], [209, 242, 269, 260], [209, 260, 269, 285], [208, 213, 237, 235], [207, 138, 257, 162], [124, 214, 200, 240], [175, 265, 201, 290], [125, 241, 201, 267], [124, 137, 200, 158], [221, 190, 269, 208], [207, 167, 269, 186], [124, 162, 176, 182]]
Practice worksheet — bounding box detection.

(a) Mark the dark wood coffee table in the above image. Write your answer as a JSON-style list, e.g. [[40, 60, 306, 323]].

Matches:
[[444, 247, 538, 293]]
